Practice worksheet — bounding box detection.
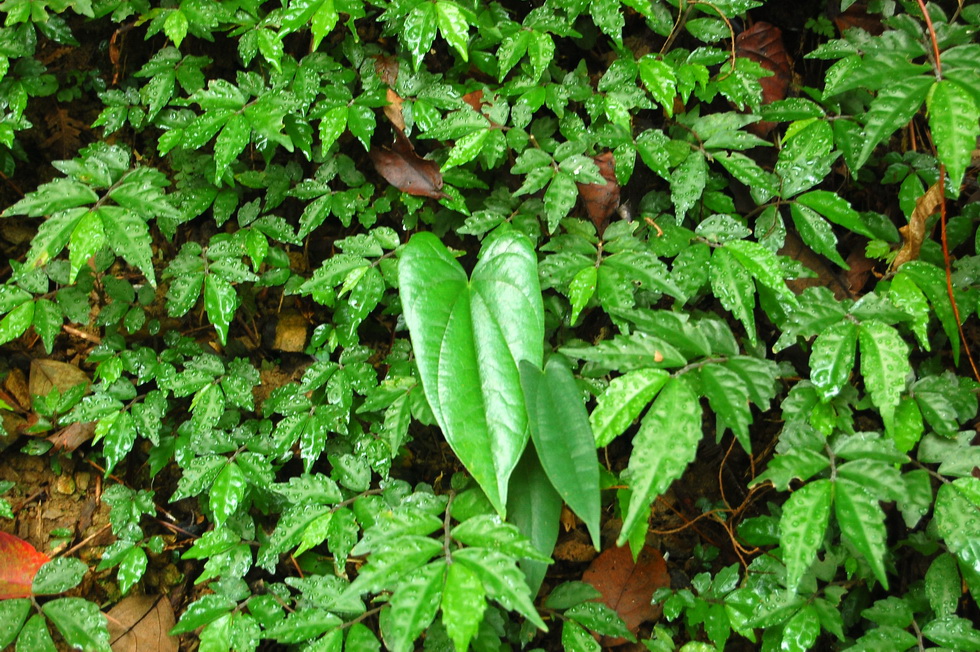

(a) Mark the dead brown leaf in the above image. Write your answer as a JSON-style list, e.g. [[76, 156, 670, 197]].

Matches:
[[2, 367, 31, 413], [891, 180, 943, 271], [107, 594, 179, 652], [735, 22, 792, 136], [576, 152, 620, 235], [582, 545, 670, 646], [384, 88, 406, 133], [30, 359, 90, 399], [374, 54, 400, 87], [47, 421, 97, 453], [369, 127, 447, 199]]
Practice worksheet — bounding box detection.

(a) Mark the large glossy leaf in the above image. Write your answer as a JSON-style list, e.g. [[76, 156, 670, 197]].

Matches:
[[519, 356, 601, 547], [399, 229, 543, 516], [834, 478, 889, 588], [590, 368, 669, 447], [507, 446, 562, 596], [927, 80, 980, 196], [809, 321, 857, 401], [781, 479, 832, 591], [859, 321, 909, 434], [935, 479, 980, 576], [618, 377, 703, 545], [42, 597, 110, 652]]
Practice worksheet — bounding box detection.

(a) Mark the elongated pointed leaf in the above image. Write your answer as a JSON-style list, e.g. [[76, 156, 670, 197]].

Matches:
[[590, 368, 670, 448], [935, 479, 980, 576], [855, 77, 932, 172], [859, 321, 909, 433], [835, 478, 889, 588], [42, 597, 110, 652], [618, 377, 703, 545], [810, 321, 858, 401], [520, 356, 601, 548], [781, 479, 832, 591], [507, 444, 562, 596], [453, 548, 547, 630], [795, 191, 875, 239], [383, 562, 444, 652], [399, 230, 543, 516], [789, 203, 848, 269], [709, 246, 756, 345], [927, 80, 980, 196], [442, 561, 486, 652], [701, 362, 752, 451]]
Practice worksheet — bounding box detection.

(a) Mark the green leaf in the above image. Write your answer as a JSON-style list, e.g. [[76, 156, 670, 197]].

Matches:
[[562, 620, 601, 652], [725, 240, 797, 309], [0, 300, 34, 347], [210, 461, 246, 527], [262, 609, 341, 644], [0, 599, 30, 648], [103, 411, 136, 475], [789, 203, 848, 269], [618, 377, 702, 545], [444, 129, 489, 170], [565, 601, 635, 640], [671, 150, 706, 222], [42, 597, 110, 652], [858, 321, 909, 433], [776, 119, 836, 198], [926, 553, 961, 618], [403, 2, 438, 70], [560, 332, 686, 371], [795, 190, 875, 239], [32, 558, 88, 595], [701, 362, 752, 451], [714, 152, 778, 203], [935, 479, 980, 576], [927, 80, 980, 196], [68, 209, 106, 282], [100, 207, 157, 286], [203, 275, 238, 346], [453, 548, 547, 630], [544, 171, 578, 233], [638, 55, 677, 116], [809, 321, 857, 401], [519, 356, 601, 548], [163, 9, 188, 48], [450, 514, 549, 561], [567, 264, 597, 325], [709, 246, 756, 345], [781, 479, 832, 591], [590, 368, 669, 448], [384, 562, 445, 652], [18, 614, 56, 652], [855, 77, 933, 172], [921, 616, 980, 650], [3, 180, 97, 218], [435, 1, 469, 62], [497, 29, 529, 80], [399, 230, 543, 516], [116, 546, 147, 596], [835, 478, 889, 588], [889, 273, 930, 350], [347, 536, 443, 595], [897, 261, 961, 363], [441, 561, 486, 652], [506, 444, 562, 597], [782, 604, 820, 652], [213, 112, 249, 182]]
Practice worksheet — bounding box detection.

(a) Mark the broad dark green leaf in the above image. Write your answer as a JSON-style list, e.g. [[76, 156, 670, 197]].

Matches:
[[926, 80, 980, 196], [855, 77, 933, 172], [2, 179, 98, 217], [507, 444, 562, 596], [519, 356, 601, 547], [935, 479, 980, 576], [32, 558, 87, 595], [809, 321, 858, 401], [835, 478, 889, 588], [42, 597, 110, 652], [399, 229, 543, 516]]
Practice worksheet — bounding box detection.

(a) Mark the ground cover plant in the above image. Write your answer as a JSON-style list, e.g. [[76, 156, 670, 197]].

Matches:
[[0, 0, 979, 649]]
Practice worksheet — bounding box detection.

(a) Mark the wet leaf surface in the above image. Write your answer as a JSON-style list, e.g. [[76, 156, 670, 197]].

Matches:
[[0, 531, 51, 599], [369, 127, 447, 199], [581, 545, 669, 645], [576, 152, 620, 235]]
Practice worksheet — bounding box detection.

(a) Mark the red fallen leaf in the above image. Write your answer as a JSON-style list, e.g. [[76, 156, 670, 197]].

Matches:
[[582, 545, 669, 646], [576, 152, 620, 235], [369, 127, 447, 199], [735, 22, 792, 136], [0, 531, 51, 599]]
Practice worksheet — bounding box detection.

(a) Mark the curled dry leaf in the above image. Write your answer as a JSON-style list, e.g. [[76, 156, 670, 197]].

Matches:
[[369, 127, 447, 199], [828, 0, 885, 35], [48, 420, 97, 453], [107, 594, 179, 652], [576, 152, 620, 235], [735, 22, 792, 136], [891, 180, 943, 272], [0, 531, 51, 599], [384, 88, 406, 133], [30, 358, 91, 398], [582, 544, 669, 646]]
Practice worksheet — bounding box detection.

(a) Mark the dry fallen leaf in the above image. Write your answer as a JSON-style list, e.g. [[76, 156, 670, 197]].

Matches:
[[369, 127, 447, 199], [576, 152, 620, 235], [374, 54, 400, 87], [30, 358, 91, 398], [107, 594, 179, 652], [891, 180, 943, 272], [47, 421, 97, 453], [582, 545, 670, 646], [0, 531, 51, 599], [384, 88, 406, 133], [736, 22, 792, 136]]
